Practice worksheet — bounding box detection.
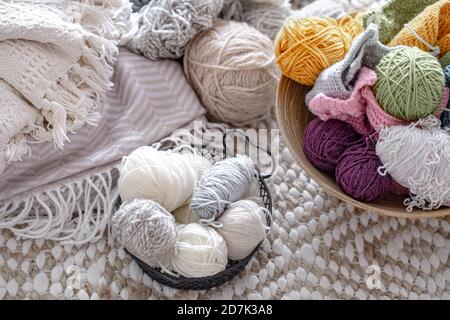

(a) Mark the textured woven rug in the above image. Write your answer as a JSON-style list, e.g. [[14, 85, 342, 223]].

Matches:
[[1, 0, 449, 300], [0, 127, 449, 300]]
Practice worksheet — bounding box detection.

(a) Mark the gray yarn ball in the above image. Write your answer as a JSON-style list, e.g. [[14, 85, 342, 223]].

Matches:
[[112, 199, 177, 268], [219, 0, 244, 20], [191, 156, 256, 220], [129, 0, 152, 12], [242, 3, 291, 40], [127, 0, 224, 60]]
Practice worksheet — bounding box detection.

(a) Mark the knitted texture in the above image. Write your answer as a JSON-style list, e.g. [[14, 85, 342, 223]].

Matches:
[[363, 0, 439, 45], [389, 0, 450, 57], [442, 65, 450, 127], [305, 24, 392, 106], [367, 85, 449, 131], [309, 67, 376, 135], [0, 0, 130, 174], [440, 51, 450, 69]]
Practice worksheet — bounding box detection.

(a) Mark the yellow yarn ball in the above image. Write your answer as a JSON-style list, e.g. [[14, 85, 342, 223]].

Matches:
[[275, 15, 363, 86]]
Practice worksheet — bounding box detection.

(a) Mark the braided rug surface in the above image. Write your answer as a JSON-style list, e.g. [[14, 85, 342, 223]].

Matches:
[[1, 0, 449, 300], [0, 127, 449, 300]]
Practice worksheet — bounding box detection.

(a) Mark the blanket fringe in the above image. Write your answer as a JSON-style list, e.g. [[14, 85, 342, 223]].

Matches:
[[37, 1, 126, 149], [0, 166, 119, 245]]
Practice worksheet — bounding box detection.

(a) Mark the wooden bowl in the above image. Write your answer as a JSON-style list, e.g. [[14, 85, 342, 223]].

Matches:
[[276, 75, 450, 219]]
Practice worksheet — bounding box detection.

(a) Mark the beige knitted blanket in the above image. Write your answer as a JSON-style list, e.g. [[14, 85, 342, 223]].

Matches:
[[0, 0, 131, 174]]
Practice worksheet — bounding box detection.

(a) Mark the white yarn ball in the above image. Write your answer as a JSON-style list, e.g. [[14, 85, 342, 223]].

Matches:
[[376, 116, 450, 211], [118, 146, 207, 212], [216, 200, 268, 260], [112, 199, 177, 268], [172, 204, 200, 224], [192, 156, 256, 220], [171, 223, 228, 278], [184, 20, 278, 127]]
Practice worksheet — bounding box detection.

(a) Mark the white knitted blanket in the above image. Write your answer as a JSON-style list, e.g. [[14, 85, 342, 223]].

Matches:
[[0, 0, 131, 174]]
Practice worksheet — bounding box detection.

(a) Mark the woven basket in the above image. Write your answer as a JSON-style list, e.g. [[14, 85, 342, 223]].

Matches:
[[276, 75, 450, 219], [116, 131, 273, 290]]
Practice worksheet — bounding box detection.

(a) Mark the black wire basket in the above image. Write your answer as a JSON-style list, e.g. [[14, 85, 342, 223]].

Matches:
[[117, 130, 273, 290]]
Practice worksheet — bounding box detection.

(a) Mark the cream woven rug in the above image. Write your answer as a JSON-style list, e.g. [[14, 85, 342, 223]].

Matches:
[[1, 0, 449, 301], [0, 133, 449, 300]]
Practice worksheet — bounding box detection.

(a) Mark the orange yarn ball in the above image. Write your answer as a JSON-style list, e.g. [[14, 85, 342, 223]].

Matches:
[[275, 15, 363, 86]]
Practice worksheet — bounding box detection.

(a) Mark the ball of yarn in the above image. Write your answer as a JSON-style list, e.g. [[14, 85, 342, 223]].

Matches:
[[243, 0, 287, 5], [172, 204, 200, 224], [220, 0, 243, 20], [336, 138, 392, 202], [304, 118, 361, 173], [184, 20, 278, 127], [171, 223, 228, 278], [127, 0, 223, 59], [376, 116, 450, 211], [129, 0, 152, 12], [216, 200, 268, 260], [375, 47, 445, 121], [112, 199, 177, 267], [191, 156, 256, 220], [275, 15, 363, 86], [118, 146, 201, 212], [242, 3, 291, 40]]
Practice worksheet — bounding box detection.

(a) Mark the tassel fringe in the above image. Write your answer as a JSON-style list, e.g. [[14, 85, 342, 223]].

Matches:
[[0, 165, 119, 245]]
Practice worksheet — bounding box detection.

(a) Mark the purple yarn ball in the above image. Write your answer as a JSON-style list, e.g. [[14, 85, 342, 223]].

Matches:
[[336, 139, 392, 202], [304, 118, 361, 173]]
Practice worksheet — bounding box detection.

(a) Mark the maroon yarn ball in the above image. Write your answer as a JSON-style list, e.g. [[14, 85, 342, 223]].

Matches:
[[336, 139, 392, 202], [304, 118, 361, 173]]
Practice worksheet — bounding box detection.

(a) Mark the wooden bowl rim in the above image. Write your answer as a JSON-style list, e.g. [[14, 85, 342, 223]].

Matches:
[[276, 75, 450, 219]]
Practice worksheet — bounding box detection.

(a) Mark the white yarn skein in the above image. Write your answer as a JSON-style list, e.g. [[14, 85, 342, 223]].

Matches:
[[184, 20, 279, 127], [171, 223, 228, 278], [216, 200, 269, 260], [172, 204, 200, 224], [112, 199, 177, 268], [118, 146, 205, 212], [376, 116, 450, 211], [191, 156, 256, 220]]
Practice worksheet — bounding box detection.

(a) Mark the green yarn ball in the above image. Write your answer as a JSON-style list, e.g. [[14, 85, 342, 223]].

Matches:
[[375, 47, 445, 121]]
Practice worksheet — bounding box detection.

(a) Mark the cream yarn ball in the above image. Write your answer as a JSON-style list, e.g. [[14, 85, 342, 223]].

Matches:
[[172, 204, 200, 224], [112, 199, 177, 268], [118, 146, 207, 212], [171, 223, 228, 278], [216, 200, 268, 260], [184, 20, 279, 127]]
